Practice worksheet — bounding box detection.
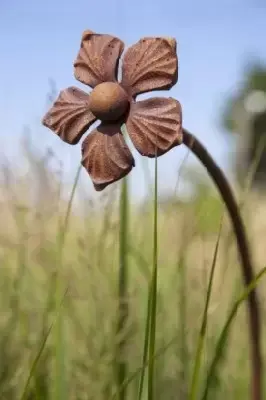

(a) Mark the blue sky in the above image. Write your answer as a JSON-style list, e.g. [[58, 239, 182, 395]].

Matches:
[[0, 0, 266, 200]]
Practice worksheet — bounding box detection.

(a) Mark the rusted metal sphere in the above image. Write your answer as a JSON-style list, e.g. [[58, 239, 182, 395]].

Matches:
[[89, 82, 129, 122]]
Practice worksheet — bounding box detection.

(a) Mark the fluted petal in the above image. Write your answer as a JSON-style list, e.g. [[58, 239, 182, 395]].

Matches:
[[81, 124, 135, 191], [121, 37, 178, 97], [74, 30, 124, 88], [42, 87, 96, 144], [126, 97, 182, 157]]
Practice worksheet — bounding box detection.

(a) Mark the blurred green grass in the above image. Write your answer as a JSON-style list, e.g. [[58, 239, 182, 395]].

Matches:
[[0, 138, 266, 400]]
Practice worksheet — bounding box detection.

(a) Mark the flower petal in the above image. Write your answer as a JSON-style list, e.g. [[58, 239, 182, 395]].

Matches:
[[81, 124, 135, 191], [121, 37, 178, 97], [42, 87, 96, 144], [126, 97, 182, 157], [74, 30, 124, 88]]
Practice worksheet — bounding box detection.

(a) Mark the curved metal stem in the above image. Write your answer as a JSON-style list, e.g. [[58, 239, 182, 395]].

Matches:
[[182, 128, 262, 400]]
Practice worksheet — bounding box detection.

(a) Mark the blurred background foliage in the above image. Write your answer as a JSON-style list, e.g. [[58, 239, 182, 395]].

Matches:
[[222, 63, 266, 188], [0, 106, 266, 398]]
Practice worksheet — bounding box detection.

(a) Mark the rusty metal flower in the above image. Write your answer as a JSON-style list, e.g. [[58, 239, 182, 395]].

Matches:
[[42, 30, 183, 191]]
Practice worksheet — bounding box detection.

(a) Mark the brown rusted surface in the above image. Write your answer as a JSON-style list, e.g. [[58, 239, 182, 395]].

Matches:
[[89, 82, 129, 122], [126, 98, 182, 157], [121, 37, 178, 97], [81, 123, 135, 191], [74, 31, 124, 88], [42, 29, 182, 191], [81, 30, 94, 42], [42, 87, 96, 145]]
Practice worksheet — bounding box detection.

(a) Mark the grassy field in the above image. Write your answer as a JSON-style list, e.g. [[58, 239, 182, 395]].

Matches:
[[0, 139, 266, 400]]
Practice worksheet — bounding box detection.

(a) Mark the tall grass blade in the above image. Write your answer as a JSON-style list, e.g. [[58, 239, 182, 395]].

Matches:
[[147, 152, 158, 400], [19, 289, 68, 400], [189, 217, 223, 400], [202, 266, 266, 400], [117, 174, 129, 400], [53, 165, 82, 400], [117, 331, 179, 400], [178, 253, 189, 397], [137, 281, 153, 400]]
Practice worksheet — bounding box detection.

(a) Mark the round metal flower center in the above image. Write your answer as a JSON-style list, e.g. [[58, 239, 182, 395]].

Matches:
[[89, 82, 129, 122]]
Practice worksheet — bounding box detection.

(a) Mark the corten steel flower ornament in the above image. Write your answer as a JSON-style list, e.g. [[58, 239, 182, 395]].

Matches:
[[42, 30, 262, 400], [42, 30, 182, 191]]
